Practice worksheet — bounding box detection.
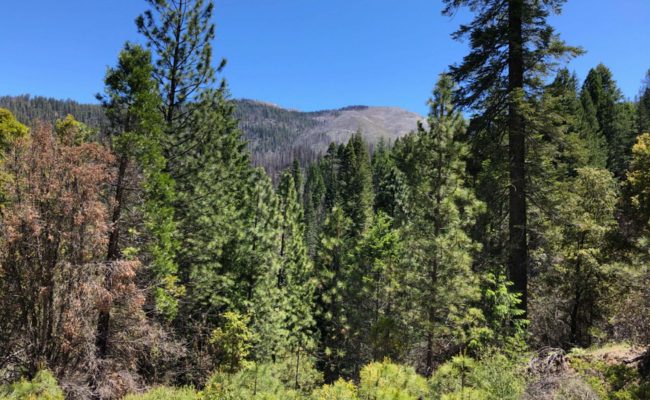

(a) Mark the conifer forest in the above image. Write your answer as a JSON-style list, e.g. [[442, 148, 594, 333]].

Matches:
[[1, 1, 650, 399]]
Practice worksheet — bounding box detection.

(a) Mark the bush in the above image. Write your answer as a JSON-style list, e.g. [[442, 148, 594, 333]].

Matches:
[[123, 387, 199, 400], [203, 359, 320, 400], [310, 379, 358, 400], [357, 360, 429, 400], [430, 352, 524, 400], [0, 371, 64, 400], [568, 349, 650, 400]]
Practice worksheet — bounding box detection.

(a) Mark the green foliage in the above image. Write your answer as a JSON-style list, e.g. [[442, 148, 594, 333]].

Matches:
[[581, 64, 638, 176], [100, 42, 182, 319], [556, 167, 618, 346], [210, 311, 254, 373], [0, 371, 64, 400], [0, 108, 28, 154], [123, 387, 199, 400], [357, 360, 429, 400], [349, 212, 406, 364], [371, 139, 408, 219], [627, 133, 650, 229], [338, 132, 374, 238], [54, 114, 93, 145], [310, 379, 358, 400], [277, 171, 317, 353], [314, 205, 352, 381], [569, 349, 650, 400], [468, 273, 527, 356], [638, 70, 650, 134], [397, 75, 484, 371], [430, 353, 525, 400], [0, 108, 28, 206], [204, 359, 322, 400]]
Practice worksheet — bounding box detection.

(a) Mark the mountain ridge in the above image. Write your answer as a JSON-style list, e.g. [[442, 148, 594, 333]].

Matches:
[[0, 94, 424, 177]]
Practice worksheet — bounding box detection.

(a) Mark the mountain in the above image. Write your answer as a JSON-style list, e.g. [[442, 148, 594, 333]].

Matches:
[[0, 95, 423, 177], [233, 99, 424, 176]]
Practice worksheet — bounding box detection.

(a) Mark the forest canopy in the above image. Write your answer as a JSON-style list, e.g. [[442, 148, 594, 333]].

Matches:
[[1, 0, 649, 399]]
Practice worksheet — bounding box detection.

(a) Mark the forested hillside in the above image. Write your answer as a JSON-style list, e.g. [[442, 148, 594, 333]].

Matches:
[[0, 96, 421, 178], [1, 0, 649, 399]]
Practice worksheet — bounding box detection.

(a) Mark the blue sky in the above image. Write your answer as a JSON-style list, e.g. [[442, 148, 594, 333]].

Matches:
[[1, 0, 649, 115]]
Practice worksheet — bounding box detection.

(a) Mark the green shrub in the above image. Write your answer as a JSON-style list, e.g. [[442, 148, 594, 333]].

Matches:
[[0, 371, 64, 400], [310, 379, 358, 400], [123, 386, 199, 400], [204, 361, 309, 399], [568, 351, 650, 400], [430, 352, 524, 400], [357, 360, 429, 400]]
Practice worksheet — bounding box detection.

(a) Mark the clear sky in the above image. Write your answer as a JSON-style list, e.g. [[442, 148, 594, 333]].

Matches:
[[1, 0, 649, 115]]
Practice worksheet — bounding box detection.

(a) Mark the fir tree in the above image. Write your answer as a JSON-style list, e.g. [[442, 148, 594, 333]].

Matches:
[[582, 64, 638, 176], [338, 132, 374, 238], [371, 139, 408, 220]]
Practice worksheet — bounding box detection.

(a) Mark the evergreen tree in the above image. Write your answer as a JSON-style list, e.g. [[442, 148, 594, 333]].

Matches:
[[303, 163, 327, 256], [314, 205, 352, 383], [97, 44, 181, 359], [638, 70, 650, 134], [338, 132, 374, 238], [371, 139, 408, 220], [626, 133, 650, 231], [545, 68, 607, 169], [136, 0, 219, 143], [442, 0, 580, 314], [400, 75, 484, 374], [558, 167, 618, 346], [277, 171, 317, 356], [0, 108, 28, 206], [582, 64, 638, 176], [136, 0, 293, 383], [348, 212, 406, 366], [578, 87, 609, 168]]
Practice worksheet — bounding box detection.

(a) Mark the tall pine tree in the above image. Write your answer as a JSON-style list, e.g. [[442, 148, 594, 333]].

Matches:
[[442, 0, 580, 314]]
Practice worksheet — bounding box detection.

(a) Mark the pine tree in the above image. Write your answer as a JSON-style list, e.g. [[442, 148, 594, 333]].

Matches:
[[136, 0, 218, 144], [626, 133, 650, 231], [442, 0, 580, 314], [277, 171, 316, 367], [97, 44, 181, 362], [136, 0, 293, 383], [400, 75, 484, 374], [314, 205, 352, 383]]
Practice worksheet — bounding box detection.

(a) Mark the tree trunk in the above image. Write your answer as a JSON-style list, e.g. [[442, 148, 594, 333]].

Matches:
[[507, 0, 528, 316], [96, 154, 128, 358]]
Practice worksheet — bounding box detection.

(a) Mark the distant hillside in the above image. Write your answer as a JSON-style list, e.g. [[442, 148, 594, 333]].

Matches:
[[234, 99, 424, 176], [0, 95, 423, 177]]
